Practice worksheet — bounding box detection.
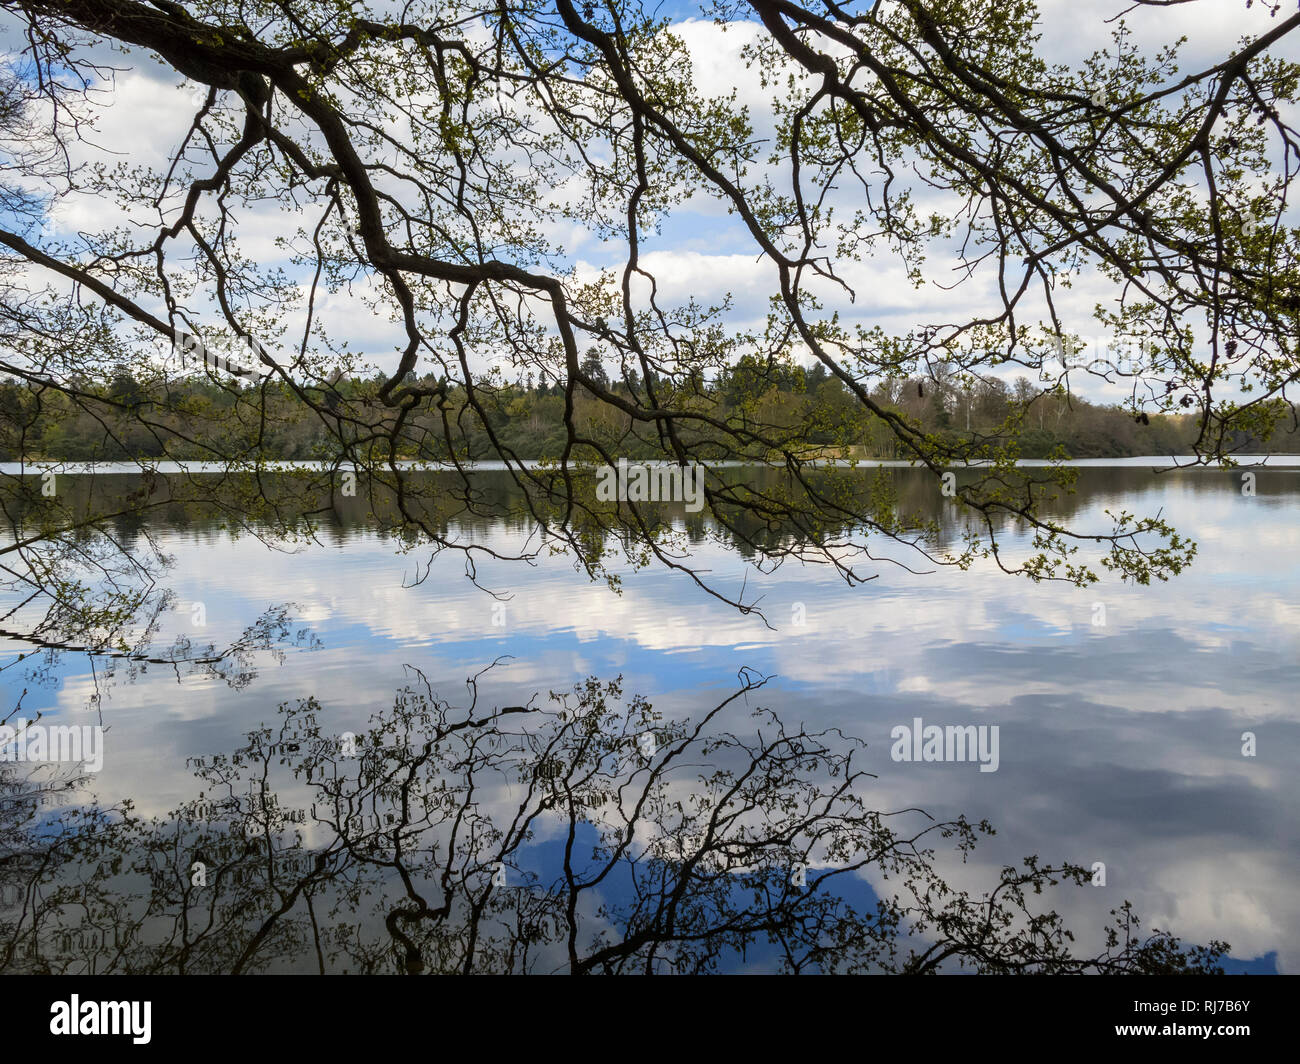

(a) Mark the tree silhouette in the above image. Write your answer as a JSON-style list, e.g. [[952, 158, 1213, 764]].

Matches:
[[0, 0, 1293, 609]]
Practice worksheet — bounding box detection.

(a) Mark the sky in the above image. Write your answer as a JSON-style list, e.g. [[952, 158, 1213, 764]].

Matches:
[[1, 0, 1297, 404]]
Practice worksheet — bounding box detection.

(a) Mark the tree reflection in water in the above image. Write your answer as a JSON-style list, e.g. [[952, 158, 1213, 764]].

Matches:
[[0, 662, 1227, 974]]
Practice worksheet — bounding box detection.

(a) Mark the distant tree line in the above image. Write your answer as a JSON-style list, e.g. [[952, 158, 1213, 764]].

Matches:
[[3, 357, 1297, 463]]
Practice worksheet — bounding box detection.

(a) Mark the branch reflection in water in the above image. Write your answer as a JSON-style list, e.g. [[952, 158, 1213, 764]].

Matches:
[[0, 662, 1227, 975]]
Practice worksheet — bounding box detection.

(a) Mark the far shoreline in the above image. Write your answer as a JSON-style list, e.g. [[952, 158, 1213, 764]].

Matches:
[[4, 455, 1300, 476]]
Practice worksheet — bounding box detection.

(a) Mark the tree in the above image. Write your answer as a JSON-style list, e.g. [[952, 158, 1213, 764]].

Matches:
[[578, 351, 609, 390], [0, 0, 1297, 614]]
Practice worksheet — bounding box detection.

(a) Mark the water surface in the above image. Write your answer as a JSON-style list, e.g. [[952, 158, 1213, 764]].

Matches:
[[1, 462, 1296, 972]]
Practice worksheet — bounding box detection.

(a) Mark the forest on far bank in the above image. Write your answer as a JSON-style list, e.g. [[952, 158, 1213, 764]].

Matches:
[[4, 356, 1298, 464]]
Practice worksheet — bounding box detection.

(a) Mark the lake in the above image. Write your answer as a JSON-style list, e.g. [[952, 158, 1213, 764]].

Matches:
[[1, 459, 1297, 972]]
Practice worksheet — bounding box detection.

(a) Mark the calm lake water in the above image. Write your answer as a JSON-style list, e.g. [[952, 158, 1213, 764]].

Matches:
[[2, 459, 1298, 972]]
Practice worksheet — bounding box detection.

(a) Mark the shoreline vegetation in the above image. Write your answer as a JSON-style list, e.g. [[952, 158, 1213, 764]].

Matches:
[[5, 453, 1300, 472], [4, 362, 1299, 466]]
